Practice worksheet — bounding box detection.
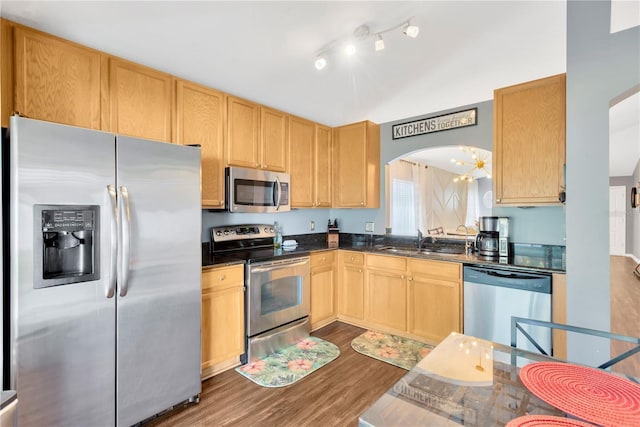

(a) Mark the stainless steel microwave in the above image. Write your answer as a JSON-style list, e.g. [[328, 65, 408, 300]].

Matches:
[[226, 166, 290, 213]]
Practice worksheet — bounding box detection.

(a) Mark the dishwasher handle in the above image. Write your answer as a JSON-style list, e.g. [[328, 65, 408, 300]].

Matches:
[[463, 266, 551, 294]]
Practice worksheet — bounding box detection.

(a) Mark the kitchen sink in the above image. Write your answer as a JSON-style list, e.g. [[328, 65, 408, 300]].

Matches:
[[376, 246, 467, 256]]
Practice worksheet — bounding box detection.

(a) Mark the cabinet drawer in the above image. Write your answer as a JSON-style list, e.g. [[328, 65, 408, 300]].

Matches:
[[407, 258, 461, 281], [311, 251, 336, 268], [341, 251, 364, 266], [366, 253, 406, 272], [202, 265, 244, 291]]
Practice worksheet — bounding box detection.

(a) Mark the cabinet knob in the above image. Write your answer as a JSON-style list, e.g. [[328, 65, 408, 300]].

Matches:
[[220, 274, 226, 281], [408, 276, 413, 281], [401, 275, 405, 279], [358, 269, 362, 273], [496, 198, 501, 202], [360, 201, 364, 206], [350, 256, 355, 261]]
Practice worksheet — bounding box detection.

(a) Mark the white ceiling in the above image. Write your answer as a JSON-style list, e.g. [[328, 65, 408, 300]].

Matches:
[[0, 1, 637, 177]]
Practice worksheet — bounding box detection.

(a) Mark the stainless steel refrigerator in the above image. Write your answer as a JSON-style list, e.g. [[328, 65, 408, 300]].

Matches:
[[2, 117, 202, 426]]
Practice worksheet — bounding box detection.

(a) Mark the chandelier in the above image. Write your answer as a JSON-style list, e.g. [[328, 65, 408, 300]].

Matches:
[[450, 146, 492, 182]]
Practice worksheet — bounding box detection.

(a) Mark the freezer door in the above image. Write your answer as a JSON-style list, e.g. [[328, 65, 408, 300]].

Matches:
[[8, 117, 116, 426], [115, 136, 201, 427]]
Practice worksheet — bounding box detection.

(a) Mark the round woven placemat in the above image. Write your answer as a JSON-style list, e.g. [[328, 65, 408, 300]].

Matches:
[[519, 362, 640, 427], [506, 415, 595, 427]]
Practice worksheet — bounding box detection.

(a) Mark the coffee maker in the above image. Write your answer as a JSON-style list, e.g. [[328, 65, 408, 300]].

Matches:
[[476, 216, 510, 258]]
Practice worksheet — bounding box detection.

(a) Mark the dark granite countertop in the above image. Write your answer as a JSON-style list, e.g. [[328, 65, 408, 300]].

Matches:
[[201, 233, 565, 274]]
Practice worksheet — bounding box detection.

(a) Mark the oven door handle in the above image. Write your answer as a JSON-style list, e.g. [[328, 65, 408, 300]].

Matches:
[[250, 258, 309, 273]]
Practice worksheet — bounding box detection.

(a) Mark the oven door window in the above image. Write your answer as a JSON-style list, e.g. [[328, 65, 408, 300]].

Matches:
[[235, 179, 275, 206], [261, 275, 302, 315]]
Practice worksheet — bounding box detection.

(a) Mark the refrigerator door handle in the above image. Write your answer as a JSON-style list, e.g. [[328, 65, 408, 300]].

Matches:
[[106, 185, 118, 298], [118, 185, 132, 297]]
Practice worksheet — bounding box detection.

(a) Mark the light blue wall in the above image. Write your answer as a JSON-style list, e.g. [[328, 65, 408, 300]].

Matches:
[[565, 0, 639, 364]]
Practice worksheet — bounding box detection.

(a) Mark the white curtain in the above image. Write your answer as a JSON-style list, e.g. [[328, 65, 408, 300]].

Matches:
[[465, 180, 479, 227]]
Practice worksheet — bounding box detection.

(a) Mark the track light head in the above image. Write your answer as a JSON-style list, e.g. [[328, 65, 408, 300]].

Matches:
[[374, 33, 384, 51], [344, 44, 356, 56], [314, 56, 327, 70], [403, 21, 420, 38]]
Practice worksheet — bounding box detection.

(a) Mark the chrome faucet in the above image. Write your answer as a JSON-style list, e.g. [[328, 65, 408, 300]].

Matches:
[[457, 224, 472, 254], [417, 229, 437, 251]]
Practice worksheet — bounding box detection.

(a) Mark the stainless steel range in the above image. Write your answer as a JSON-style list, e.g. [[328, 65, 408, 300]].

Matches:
[[210, 224, 310, 363]]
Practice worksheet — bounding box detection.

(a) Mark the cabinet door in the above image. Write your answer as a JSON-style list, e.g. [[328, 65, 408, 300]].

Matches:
[[176, 80, 226, 208], [333, 122, 367, 207], [333, 121, 380, 208], [201, 265, 245, 370], [226, 96, 260, 168], [14, 26, 101, 129], [201, 285, 245, 369], [407, 276, 461, 342], [289, 116, 315, 207], [260, 107, 287, 172], [108, 57, 173, 142], [311, 264, 336, 328], [494, 74, 565, 205], [365, 269, 407, 331], [315, 124, 332, 207], [338, 264, 364, 320]]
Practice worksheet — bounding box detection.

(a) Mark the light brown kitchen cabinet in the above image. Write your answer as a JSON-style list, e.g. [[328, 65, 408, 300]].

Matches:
[[337, 251, 365, 321], [10, 24, 102, 129], [365, 254, 407, 332], [201, 264, 245, 379], [310, 251, 337, 330], [315, 124, 333, 207], [175, 80, 226, 208], [289, 117, 332, 208], [552, 273, 567, 360], [106, 57, 173, 142], [260, 106, 288, 172], [494, 73, 566, 206], [226, 97, 287, 172], [406, 258, 462, 343], [333, 121, 380, 208]]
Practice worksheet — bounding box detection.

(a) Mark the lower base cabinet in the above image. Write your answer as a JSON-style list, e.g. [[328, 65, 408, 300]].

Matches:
[[337, 251, 365, 321], [310, 251, 337, 330], [365, 254, 407, 331], [407, 259, 462, 343], [201, 264, 245, 379]]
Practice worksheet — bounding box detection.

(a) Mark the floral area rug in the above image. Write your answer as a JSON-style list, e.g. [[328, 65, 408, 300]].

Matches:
[[235, 336, 340, 388], [351, 330, 433, 370]]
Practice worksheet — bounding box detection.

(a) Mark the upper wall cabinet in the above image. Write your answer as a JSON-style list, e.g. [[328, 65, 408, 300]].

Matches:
[[493, 73, 566, 206], [175, 79, 226, 208], [260, 106, 288, 172], [226, 96, 288, 172], [8, 24, 102, 129], [288, 117, 332, 208], [333, 121, 380, 208], [106, 57, 173, 142]]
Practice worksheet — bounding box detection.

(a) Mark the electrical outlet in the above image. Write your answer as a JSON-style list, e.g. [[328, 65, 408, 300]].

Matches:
[[365, 222, 374, 232], [310, 221, 315, 231]]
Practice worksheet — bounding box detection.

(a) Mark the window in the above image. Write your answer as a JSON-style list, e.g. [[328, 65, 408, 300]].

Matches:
[[391, 179, 416, 235]]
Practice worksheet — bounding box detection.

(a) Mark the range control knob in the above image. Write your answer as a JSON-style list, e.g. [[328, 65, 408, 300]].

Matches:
[[269, 227, 274, 233], [223, 230, 229, 236], [215, 231, 222, 236], [263, 227, 269, 233]]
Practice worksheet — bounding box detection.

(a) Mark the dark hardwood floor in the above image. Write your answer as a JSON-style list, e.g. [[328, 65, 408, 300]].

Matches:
[[610, 255, 640, 379], [145, 322, 406, 427]]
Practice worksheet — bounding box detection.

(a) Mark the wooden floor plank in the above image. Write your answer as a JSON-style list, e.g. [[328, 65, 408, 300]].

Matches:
[[610, 255, 640, 379], [145, 322, 406, 427]]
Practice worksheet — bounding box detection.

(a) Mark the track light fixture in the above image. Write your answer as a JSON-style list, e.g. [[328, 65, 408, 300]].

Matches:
[[313, 17, 419, 70], [374, 33, 385, 51], [403, 20, 420, 38], [314, 55, 327, 70]]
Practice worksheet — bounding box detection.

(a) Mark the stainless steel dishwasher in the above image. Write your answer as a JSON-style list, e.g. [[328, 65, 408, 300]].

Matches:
[[463, 265, 552, 354]]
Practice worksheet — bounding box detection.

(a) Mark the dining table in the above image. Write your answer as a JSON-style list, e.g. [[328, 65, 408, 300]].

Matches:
[[358, 332, 640, 427]]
